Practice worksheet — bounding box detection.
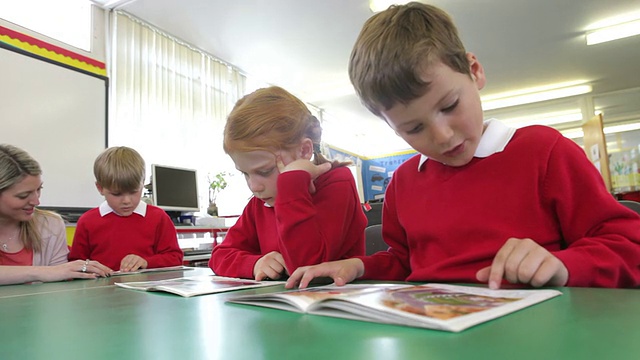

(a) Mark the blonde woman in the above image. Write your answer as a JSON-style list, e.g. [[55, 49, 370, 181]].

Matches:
[[0, 144, 110, 285]]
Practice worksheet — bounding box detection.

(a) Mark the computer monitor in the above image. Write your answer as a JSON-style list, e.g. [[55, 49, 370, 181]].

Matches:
[[151, 164, 200, 212]]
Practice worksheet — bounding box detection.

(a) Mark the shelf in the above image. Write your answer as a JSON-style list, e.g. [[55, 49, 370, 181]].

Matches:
[[183, 253, 211, 261], [175, 225, 228, 231]]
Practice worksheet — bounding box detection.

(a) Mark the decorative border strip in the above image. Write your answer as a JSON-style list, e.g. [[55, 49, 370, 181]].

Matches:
[[0, 25, 106, 76]]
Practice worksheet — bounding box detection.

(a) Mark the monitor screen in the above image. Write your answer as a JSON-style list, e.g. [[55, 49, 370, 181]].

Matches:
[[151, 164, 200, 212]]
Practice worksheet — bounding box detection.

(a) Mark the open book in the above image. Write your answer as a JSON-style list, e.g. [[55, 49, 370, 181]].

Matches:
[[115, 275, 283, 298], [227, 283, 562, 332], [111, 265, 194, 276]]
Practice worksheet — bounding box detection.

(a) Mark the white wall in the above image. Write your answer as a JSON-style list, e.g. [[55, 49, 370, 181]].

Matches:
[[0, 6, 108, 209]]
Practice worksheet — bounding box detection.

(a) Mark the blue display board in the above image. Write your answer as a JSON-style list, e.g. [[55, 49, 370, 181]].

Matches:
[[361, 152, 417, 200], [326, 146, 416, 201]]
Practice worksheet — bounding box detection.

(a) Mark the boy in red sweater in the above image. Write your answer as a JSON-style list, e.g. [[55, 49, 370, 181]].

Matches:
[[209, 86, 366, 281], [286, 2, 640, 289], [69, 147, 183, 272]]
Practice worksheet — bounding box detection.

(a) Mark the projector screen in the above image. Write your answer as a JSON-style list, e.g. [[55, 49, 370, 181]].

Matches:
[[0, 44, 107, 209]]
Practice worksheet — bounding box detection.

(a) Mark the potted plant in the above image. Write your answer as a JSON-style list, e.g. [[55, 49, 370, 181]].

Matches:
[[207, 171, 230, 216]]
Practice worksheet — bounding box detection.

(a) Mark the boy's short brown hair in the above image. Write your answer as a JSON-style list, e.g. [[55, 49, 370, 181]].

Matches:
[[349, 2, 470, 117], [94, 146, 145, 192]]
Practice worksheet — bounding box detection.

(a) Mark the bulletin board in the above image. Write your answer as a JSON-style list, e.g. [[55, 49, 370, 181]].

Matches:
[[360, 152, 417, 200], [0, 40, 108, 209], [326, 145, 417, 201]]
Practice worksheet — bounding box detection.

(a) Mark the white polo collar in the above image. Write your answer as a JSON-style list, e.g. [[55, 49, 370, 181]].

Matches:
[[418, 119, 516, 170], [99, 200, 147, 217]]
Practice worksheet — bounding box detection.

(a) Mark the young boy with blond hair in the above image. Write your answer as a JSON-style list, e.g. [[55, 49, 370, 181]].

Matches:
[[287, 2, 640, 289], [69, 146, 183, 272]]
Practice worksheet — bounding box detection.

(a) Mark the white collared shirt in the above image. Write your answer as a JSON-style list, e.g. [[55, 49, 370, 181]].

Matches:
[[418, 119, 516, 170], [99, 199, 148, 217]]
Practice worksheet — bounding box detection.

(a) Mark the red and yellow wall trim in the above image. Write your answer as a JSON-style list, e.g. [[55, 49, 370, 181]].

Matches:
[[0, 25, 106, 77]]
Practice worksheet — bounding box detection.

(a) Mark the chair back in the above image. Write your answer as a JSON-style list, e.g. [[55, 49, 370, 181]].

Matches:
[[618, 200, 640, 215], [364, 224, 388, 255]]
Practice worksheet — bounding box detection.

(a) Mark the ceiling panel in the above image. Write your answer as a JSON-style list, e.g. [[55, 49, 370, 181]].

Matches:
[[93, 0, 640, 155]]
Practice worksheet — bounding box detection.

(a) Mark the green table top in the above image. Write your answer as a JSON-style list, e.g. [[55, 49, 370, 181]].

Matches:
[[1, 268, 638, 360]]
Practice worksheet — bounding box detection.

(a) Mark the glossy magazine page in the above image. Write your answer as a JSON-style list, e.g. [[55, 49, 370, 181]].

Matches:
[[228, 283, 562, 332]]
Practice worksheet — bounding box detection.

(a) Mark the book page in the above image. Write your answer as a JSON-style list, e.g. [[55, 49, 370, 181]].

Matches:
[[111, 265, 193, 276], [228, 284, 401, 313], [317, 284, 561, 332], [115, 275, 283, 297]]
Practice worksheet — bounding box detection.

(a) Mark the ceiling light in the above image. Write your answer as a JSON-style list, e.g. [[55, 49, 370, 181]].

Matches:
[[304, 84, 356, 102], [481, 81, 592, 111], [603, 122, 640, 134], [560, 121, 640, 139], [586, 15, 640, 45], [561, 128, 584, 139], [90, 0, 138, 9], [502, 109, 583, 128], [369, 0, 411, 13]]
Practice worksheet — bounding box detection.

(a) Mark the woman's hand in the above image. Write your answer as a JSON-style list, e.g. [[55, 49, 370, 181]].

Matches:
[[40, 259, 113, 282]]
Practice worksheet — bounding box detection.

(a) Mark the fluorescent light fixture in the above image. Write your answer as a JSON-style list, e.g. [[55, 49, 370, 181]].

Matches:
[[603, 122, 640, 134], [605, 140, 626, 153], [481, 81, 592, 111], [586, 12, 640, 45], [304, 84, 356, 102], [369, 0, 411, 13], [90, 0, 137, 9], [560, 121, 640, 139], [502, 109, 583, 128], [561, 128, 584, 139]]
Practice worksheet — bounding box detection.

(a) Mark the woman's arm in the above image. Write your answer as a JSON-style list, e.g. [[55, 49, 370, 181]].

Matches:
[[0, 260, 101, 285]]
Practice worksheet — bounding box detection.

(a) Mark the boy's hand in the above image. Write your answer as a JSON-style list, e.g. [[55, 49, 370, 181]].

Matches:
[[276, 157, 332, 194], [476, 238, 568, 289], [119, 254, 148, 272], [254, 251, 288, 281], [285, 258, 365, 289]]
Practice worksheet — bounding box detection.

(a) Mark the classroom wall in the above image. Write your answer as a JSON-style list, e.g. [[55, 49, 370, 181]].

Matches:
[[0, 6, 109, 209], [0, 6, 106, 63], [0, 44, 107, 208]]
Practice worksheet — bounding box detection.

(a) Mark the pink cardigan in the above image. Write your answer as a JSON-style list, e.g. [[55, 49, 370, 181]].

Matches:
[[32, 212, 69, 266]]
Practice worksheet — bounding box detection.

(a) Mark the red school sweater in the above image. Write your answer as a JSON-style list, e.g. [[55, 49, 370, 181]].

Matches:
[[69, 205, 183, 270], [359, 125, 640, 288], [209, 166, 367, 279]]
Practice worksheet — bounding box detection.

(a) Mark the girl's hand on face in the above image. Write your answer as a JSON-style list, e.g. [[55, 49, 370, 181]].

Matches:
[[276, 157, 332, 194], [253, 251, 288, 281], [475, 237, 569, 289]]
